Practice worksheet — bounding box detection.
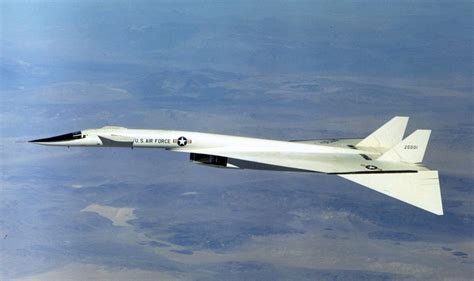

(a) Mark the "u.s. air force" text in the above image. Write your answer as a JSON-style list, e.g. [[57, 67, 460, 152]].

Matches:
[[134, 138, 171, 144]]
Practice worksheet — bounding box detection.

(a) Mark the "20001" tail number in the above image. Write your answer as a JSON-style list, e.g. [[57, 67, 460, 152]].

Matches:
[[404, 145, 418, 150]]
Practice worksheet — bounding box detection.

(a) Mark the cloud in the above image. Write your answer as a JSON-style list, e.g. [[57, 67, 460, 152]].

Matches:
[[181, 191, 198, 196]]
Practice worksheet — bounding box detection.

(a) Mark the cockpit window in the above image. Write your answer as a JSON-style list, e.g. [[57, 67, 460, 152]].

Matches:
[[71, 131, 82, 139]]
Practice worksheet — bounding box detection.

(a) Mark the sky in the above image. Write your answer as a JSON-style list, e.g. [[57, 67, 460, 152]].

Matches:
[[0, 1, 473, 280]]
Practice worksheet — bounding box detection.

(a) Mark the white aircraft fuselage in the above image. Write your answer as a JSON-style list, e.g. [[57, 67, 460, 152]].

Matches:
[[31, 126, 361, 153], [30, 117, 444, 215]]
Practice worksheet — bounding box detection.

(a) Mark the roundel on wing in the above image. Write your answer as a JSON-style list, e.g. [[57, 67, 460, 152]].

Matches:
[[177, 136, 188, 146], [365, 165, 378, 170]]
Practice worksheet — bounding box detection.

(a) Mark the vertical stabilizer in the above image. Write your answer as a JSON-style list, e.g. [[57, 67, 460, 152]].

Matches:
[[378, 130, 431, 163], [357, 116, 409, 150]]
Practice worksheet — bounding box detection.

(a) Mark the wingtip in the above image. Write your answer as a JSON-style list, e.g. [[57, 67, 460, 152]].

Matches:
[[430, 207, 444, 216]]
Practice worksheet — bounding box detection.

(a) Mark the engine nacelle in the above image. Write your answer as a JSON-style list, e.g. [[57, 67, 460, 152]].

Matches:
[[189, 153, 238, 168]]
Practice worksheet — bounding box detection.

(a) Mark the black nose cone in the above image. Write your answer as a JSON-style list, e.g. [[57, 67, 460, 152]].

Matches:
[[29, 131, 82, 143]]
